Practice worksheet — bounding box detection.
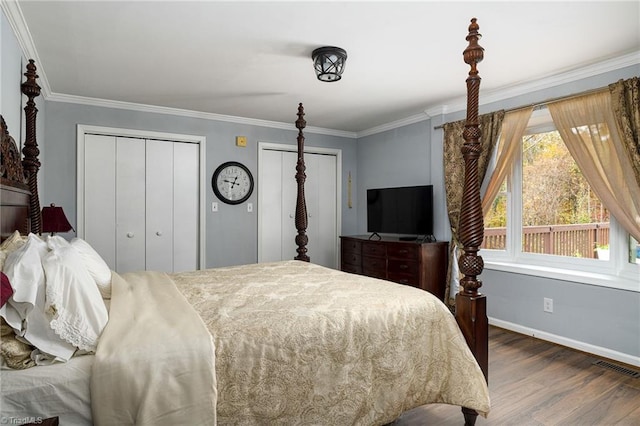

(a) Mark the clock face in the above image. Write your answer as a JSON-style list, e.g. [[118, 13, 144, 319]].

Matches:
[[212, 161, 254, 205]]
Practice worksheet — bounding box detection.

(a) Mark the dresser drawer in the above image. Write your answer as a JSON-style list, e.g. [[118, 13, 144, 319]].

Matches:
[[341, 238, 361, 254], [362, 254, 386, 278], [341, 262, 362, 275], [342, 251, 361, 267], [387, 259, 419, 275], [362, 266, 386, 280], [387, 244, 420, 260], [388, 272, 420, 287], [362, 254, 386, 270], [362, 242, 387, 257]]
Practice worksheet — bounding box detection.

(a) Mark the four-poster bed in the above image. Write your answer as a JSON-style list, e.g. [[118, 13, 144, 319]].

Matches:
[[1, 19, 489, 426]]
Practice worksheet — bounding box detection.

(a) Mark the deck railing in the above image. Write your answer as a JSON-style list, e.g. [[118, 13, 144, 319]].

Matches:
[[482, 223, 610, 259]]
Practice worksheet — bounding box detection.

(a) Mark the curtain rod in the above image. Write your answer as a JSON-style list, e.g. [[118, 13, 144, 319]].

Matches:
[[433, 86, 609, 130]]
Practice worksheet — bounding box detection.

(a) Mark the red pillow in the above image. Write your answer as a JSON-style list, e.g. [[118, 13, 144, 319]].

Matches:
[[1, 272, 13, 307]]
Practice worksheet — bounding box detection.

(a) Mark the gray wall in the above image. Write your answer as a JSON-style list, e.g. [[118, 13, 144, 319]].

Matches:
[[43, 101, 357, 268], [356, 121, 432, 234], [1, 11, 24, 135]]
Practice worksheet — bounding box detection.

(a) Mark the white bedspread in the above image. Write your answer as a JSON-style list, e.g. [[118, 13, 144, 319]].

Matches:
[[90, 270, 216, 426], [0, 355, 94, 425], [172, 260, 490, 425]]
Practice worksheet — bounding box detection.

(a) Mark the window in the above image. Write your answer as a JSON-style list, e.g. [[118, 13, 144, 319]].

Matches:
[[481, 108, 639, 291], [630, 236, 639, 265]]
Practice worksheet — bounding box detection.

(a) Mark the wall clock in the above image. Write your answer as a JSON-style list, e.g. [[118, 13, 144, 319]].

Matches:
[[212, 161, 254, 205]]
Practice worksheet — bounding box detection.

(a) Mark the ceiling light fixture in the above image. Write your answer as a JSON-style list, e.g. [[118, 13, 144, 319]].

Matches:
[[312, 46, 347, 82]]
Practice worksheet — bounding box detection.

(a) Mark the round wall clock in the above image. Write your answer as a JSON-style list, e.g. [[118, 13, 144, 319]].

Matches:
[[212, 161, 254, 205]]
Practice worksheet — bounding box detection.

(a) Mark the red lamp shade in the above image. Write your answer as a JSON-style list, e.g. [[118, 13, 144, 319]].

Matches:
[[41, 203, 74, 234]]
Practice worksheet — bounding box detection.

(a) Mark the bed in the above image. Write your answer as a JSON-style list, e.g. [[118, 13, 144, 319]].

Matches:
[[1, 19, 490, 426]]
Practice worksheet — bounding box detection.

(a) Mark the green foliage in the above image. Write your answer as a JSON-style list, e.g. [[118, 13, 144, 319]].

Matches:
[[488, 130, 609, 228]]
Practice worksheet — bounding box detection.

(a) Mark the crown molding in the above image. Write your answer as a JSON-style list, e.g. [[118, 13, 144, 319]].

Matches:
[[355, 113, 429, 138], [47, 93, 356, 139], [421, 50, 640, 120]]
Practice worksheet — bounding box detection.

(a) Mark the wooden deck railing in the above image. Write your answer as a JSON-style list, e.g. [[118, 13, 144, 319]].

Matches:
[[482, 223, 610, 259]]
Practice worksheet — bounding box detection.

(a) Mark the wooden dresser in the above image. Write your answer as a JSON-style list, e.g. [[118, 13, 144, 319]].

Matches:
[[340, 235, 448, 300]]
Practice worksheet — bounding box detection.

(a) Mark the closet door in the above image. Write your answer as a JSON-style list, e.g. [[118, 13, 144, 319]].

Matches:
[[281, 150, 298, 261], [116, 137, 146, 273], [145, 140, 174, 272], [83, 134, 117, 268], [259, 148, 338, 268], [260, 149, 285, 262], [172, 141, 199, 272], [305, 153, 337, 268], [82, 134, 200, 273]]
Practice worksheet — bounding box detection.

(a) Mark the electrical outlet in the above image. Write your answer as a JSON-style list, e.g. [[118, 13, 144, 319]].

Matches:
[[212, 202, 218, 212], [543, 297, 553, 313], [247, 203, 253, 213]]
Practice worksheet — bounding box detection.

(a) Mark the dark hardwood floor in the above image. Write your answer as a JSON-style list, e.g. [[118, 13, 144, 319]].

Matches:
[[393, 326, 640, 426]]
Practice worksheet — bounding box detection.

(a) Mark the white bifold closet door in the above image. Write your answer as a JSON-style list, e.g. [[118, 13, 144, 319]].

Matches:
[[260, 149, 338, 268], [83, 135, 199, 273]]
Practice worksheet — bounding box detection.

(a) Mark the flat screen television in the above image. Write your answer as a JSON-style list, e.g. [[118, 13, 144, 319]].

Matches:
[[367, 185, 434, 240]]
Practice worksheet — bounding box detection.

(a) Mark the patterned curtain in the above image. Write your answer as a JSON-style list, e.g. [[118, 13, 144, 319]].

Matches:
[[443, 111, 504, 307], [609, 77, 640, 188]]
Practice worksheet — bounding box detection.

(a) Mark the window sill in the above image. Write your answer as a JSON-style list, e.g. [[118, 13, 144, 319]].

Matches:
[[485, 260, 640, 293]]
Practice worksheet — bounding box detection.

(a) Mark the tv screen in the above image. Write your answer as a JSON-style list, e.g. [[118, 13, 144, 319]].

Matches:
[[367, 185, 433, 238]]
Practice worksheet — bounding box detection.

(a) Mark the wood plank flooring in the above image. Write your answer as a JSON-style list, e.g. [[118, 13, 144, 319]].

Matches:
[[393, 326, 640, 426]]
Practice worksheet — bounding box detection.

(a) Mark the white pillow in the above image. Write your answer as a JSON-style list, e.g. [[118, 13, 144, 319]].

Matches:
[[0, 233, 75, 363], [46, 235, 71, 251], [1, 234, 48, 332], [70, 238, 112, 298], [43, 245, 109, 352], [22, 276, 77, 363]]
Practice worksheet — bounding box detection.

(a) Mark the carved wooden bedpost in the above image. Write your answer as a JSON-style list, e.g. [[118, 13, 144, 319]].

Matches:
[[456, 19, 489, 426], [21, 60, 42, 235], [294, 103, 310, 262]]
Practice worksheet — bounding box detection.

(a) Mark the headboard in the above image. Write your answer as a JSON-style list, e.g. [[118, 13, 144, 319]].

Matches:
[[0, 116, 31, 241]]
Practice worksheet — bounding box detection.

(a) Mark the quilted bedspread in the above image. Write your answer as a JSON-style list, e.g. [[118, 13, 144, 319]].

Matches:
[[171, 260, 490, 425]]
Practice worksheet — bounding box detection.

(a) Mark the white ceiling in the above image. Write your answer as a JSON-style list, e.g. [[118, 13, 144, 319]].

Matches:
[[8, 1, 640, 134]]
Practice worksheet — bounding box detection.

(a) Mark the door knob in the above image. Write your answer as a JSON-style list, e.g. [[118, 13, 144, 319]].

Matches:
[[156, 231, 163, 236], [126, 232, 134, 238]]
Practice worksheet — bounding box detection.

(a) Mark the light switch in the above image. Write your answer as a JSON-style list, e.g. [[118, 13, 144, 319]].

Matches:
[[212, 202, 218, 212], [236, 136, 247, 147], [247, 203, 253, 213]]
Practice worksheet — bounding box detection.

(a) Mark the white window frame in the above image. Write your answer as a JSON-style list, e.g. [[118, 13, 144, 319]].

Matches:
[[482, 108, 639, 293]]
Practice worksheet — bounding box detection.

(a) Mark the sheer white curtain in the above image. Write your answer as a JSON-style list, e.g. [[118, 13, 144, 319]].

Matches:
[[481, 107, 533, 215], [548, 91, 640, 242]]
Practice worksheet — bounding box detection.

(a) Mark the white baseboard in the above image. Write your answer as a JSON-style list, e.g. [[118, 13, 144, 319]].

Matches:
[[489, 317, 640, 368]]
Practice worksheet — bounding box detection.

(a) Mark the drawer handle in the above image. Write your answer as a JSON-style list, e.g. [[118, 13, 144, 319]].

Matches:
[[398, 250, 408, 254], [399, 264, 409, 270]]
